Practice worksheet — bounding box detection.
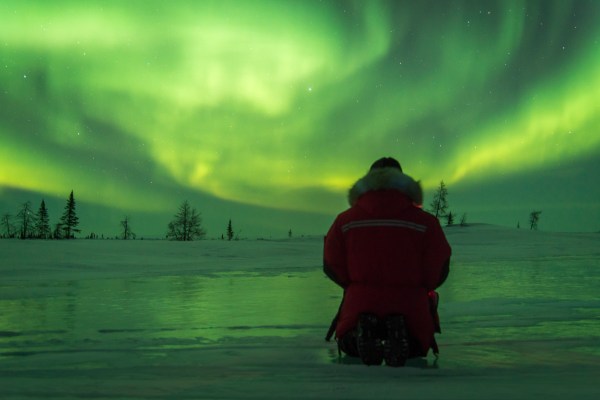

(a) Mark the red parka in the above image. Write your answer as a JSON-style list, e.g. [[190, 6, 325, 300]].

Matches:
[[324, 167, 451, 356]]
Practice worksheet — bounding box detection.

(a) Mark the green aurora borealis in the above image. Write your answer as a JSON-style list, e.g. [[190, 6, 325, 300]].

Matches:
[[1, 1, 600, 236]]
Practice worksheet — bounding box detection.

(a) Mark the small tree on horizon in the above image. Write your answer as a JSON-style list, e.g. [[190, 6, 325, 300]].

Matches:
[[35, 200, 51, 239], [53, 223, 63, 239], [226, 219, 234, 241], [167, 200, 206, 241], [446, 212, 454, 226], [120, 216, 136, 240], [460, 213, 468, 227], [1, 213, 16, 238], [429, 180, 449, 219], [60, 191, 80, 239], [529, 211, 542, 230], [17, 201, 36, 239]]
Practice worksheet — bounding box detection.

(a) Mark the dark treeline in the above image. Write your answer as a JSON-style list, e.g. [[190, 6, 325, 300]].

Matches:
[[2, 183, 542, 240], [2, 195, 209, 241], [1, 191, 79, 240]]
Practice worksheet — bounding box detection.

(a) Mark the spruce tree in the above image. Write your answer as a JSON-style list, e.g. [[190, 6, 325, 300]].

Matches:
[[227, 219, 234, 241], [53, 223, 63, 239], [35, 200, 51, 239], [429, 181, 449, 219], [446, 212, 454, 227], [60, 191, 80, 239]]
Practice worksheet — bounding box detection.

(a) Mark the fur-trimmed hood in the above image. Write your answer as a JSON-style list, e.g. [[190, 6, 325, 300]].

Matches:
[[348, 167, 423, 206]]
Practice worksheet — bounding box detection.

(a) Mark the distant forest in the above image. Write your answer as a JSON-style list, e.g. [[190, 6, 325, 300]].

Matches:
[[1, 192, 208, 241], [1, 183, 543, 240], [2, 191, 79, 240]]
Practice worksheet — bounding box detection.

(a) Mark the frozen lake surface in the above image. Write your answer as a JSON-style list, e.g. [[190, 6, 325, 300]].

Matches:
[[1, 225, 599, 399]]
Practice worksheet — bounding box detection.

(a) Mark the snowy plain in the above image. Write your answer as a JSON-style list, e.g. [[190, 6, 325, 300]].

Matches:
[[0, 224, 599, 399]]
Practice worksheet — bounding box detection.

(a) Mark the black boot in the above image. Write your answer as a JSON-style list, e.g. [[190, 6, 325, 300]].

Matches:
[[357, 313, 384, 366], [383, 314, 409, 367]]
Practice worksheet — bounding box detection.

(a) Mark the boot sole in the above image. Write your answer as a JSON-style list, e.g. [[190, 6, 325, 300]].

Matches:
[[384, 315, 409, 367], [357, 313, 384, 366]]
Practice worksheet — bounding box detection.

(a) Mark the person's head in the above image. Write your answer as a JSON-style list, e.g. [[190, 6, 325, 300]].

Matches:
[[369, 157, 402, 172]]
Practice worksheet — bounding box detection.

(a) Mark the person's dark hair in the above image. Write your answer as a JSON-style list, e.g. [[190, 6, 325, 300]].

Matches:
[[369, 157, 402, 172]]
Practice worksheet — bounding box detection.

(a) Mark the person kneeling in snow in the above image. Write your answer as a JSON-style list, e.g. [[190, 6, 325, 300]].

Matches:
[[324, 157, 451, 366]]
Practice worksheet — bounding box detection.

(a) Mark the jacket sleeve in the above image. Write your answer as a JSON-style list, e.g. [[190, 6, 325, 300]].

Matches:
[[323, 218, 350, 288], [421, 220, 452, 290]]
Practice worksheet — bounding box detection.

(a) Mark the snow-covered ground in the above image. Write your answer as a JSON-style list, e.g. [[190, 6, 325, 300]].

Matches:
[[1, 225, 599, 399]]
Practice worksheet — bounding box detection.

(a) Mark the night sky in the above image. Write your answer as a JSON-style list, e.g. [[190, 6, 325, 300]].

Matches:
[[1, 1, 599, 238]]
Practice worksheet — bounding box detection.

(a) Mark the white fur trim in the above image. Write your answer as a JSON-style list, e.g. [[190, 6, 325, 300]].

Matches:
[[348, 168, 423, 206]]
